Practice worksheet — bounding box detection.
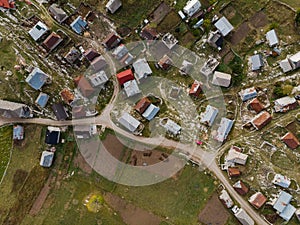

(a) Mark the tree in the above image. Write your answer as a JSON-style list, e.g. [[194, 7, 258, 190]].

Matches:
[[282, 84, 293, 96], [296, 9, 300, 26]]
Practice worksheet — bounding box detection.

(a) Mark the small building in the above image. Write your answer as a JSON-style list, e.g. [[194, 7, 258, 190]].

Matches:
[[106, 0, 122, 14], [42, 32, 63, 52], [88, 70, 108, 88], [207, 30, 223, 49], [288, 51, 300, 70], [35, 92, 49, 108], [70, 16, 88, 35], [226, 148, 248, 165], [239, 87, 257, 102], [279, 59, 293, 73], [282, 132, 300, 149], [102, 32, 121, 49], [233, 180, 249, 195], [60, 88, 74, 105], [64, 47, 81, 64], [123, 80, 141, 98], [272, 191, 296, 222], [162, 33, 178, 49], [91, 56, 108, 73], [72, 105, 86, 119], [164, 119, 181, 135], [200, 57, 219, 77], [120, 52, 134, 65], [248, 98, 264, 113], [219, 190, 234, 208], [142, 104, 159, 121], [0, 0, 15, 10], [212, 71, 231, 87], [140, 26, 159, 40], [250, 54, 264, 71], [250, 111, 272, 130], [228, 167, 241, 178], [52, 103, 68, 121], [28, 21, 48, 41], [179, 60, 193, 75], [200, 105, 218, 126], [266, 29, 279, 47], [40, 151, 54, 167], [116, 69, 134, 85], [274, 96, 298, 113], [233, 207, 254, 225], [214, 118, 234, 142], [48, 4, 68, 23], [169, 86, 181, 99], [248, 192, 267, 209], [118, 112, 141, 133], [74, 76, 94, 97], [26, 67, 49, 90], [112, 44, 129, 60], [158, 55, 173, 70], [133, 58, 152, 81], [272, 173, 291, 188], [45, 126, 61, 145], [183, 0, 201, 17], [13, 125, 24, 140], [189, 80, 202, 97], [214, 16, 234, 37], [0, 100, 31, 118], [84, 48, 100, 62], [135, 97, 151, 114], [74, 125, 95, 139]]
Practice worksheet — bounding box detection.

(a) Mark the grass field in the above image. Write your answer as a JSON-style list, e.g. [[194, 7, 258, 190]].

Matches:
[[0, 126, 12, 183]]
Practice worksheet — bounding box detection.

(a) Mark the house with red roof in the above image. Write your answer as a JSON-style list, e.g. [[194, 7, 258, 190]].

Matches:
[[189, 80, 202, 97], [0, 0, 15, 9], [282, 132, 300, 149], [116, 69, 134, 85]]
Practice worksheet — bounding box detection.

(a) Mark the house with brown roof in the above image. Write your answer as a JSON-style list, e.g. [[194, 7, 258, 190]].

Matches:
[[74, 76, 94, 97], [102, 32, 121, 49], [282, 132, 300, 149], [140, 26, 159, 40], [72, 105, 86, 118], [248, 192, 267, 209], [42, 32, 63, 52], [84, 48, 100, 62], [251, 111, 272, 130], [189, 80, 202, 97], [158, 55, 173, 70], [228, 167, 241, 178], [91, 56, 108, 72], [248, 98, 264, 114], [233, 180, 249, 195], [135, 97, 151, 114], [60, 88, 74, 105]]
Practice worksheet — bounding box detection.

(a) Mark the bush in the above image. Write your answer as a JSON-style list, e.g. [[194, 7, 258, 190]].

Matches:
[[296, 9, 300, 26]]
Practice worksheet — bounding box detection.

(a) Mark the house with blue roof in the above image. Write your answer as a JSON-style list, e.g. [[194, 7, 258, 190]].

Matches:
[[13, 125, 24, 140], [273, 191, 296, 222], [35, 92, 49, 108], [200, 105, 218, 126], [142, 104, 159, 121], [40, 151, 54, 167], [26, 67, 49, 90], [239, 87, 257, 102], [70, 16, 88, 35], [215, 118, 234, 142], [272, 173, 291, 188]]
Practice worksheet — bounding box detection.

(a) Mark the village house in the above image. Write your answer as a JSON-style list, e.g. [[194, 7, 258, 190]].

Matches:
[[200, 105, 218, 126], [228, 167, 241, 178], [250, 54, 264, 71], [266, 29, 279, 47], [142, 104, 160, 121], [123, 80, 141, 98], [162, 33, 178, 49], [219, 189, 234, 208], [74, 125, 96, 139], [0, 100, 31, 118], [272, 173, 291, 188], [105, 0, 122, 14], [212, 71, 231, 87], [118, 112, 141, 133], [207, 30, 223, 49], [163, 119, 181, 135], [248, 192, 267, 209], [288, 51, 300, 70], [48, 4, 68, 24], [70, 16, 88, 35], [226, 147, 248, 165], [271, 191, 296, 222], [0, 0, 15, 10], [214, 117, 234, 142], [84, 48, 100, 62], [102, 32, 121, 50], [28, 21, 48, 42], [158, 55, 173, 70], [40, 151, 54, 167], [116, 69, 135, 85], [189, 80, 202, 97], [52, 103, 68, 121], [64, 47, 81, 64], [72, 105, 87, 119], [179, 60, 193, 75], [135, 97, 151, 114], [233, 180, 249, 195], [183, 0, 201, 17], [91, 56, 108, 73], [35, 92, 49, 108], [274, 96, 298, 113], [214, 16, 234, 37], [239, 87, 257, 102], [280, 59, 293, 73], [112, 44, 133, 65], [45, 126, 61, 145], [13, 125, 24, 141], [88, 70, 108, 89], [200, 57, 219, 77], [232, 207, 254, 225], [248, 98, 264, 113], [74, 76, 95, 97], [42, 32, 63, 52], [140, 26, 159, 40], [250, 111, 272, 130], [60, 88, 75, 105], [132, 58, 152, 81], [281, 132, 300, 149], [26, 67, 50, 90]]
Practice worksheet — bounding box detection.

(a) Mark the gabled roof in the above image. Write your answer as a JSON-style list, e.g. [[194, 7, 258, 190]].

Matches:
[[251, 111, 272, 130], [116, 69, 134, 85], [0, 0, 15, 9], [60, 88, 74, 104], [280, 59, 293, 73], [164, 119, 181, 135], [180, 60, 193, 75], [112, 44, 129, 60], [140, 26, 159, 40], [74, 76, 94, 97], [273, 191, 292, 213], [215, 118, 234, 142], [158, 55, 173, 70], [135, 97, 151, 114], [29, 21, 48, 41], [266, 29, 279, 47], [251, 54, 264, 71], [212, 71, 231, 87], [249, 98, 264, 113], [102, 32, 121, 49], [123, 80, 141, 97], [274, 96, 296, 107], [106, 0, 122, 14], [25, 67, 49, 90], [84, 48, 100, 62], [219, 190, 234, 208], [64, 47, 81, 64], [91, 56, 108, 72], [118, 112, 141, 132], [249, 192, 267, 209], [40, 151, 54, 167], [214, 16, 234, 36], [70, 16, 88, 35], [52, 103, 68, 121], [234, 208, 254, 225], [282, 132, 300, 149], [189, 80, 202, 97], [226, 149, 248, 165], [13, 125, 24, 140], [42, 32, 63, 51], [0, 100, 31, 118], [35, 92, 49, 108], [233, 180, 249, 195], [132, 58, 152, 80], [239, 87, 257, 101], [142, 104, 159, 121], [45, 126, 60, 145], [272, 174, 291, 188], [88, 70, 108, 87], [200, 105, 218, 126], [228, 167, 241, 177], [49, 4, 68, 23], [183, 0, 201, 17]]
